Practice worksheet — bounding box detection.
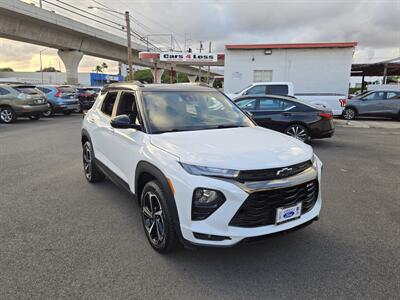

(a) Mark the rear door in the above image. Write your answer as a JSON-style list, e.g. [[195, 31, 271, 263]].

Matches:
[[252, 97, 293, 130], [90, 91, 119, 173]]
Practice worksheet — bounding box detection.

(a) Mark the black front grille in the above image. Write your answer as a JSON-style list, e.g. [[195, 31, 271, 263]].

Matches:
[[229, 180, 318, 228], [237, 160, 312, 182]]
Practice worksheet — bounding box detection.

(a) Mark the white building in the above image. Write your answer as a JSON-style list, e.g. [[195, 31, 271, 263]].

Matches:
[[224, 42, 357, 95]]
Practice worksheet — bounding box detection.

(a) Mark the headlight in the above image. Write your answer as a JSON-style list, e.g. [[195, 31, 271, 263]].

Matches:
[[180, 162, 239, 179]]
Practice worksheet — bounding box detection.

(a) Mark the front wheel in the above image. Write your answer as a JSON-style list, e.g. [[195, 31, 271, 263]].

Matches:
[[141, 181, 181, 253], [0, 107, 16, 123], [284, 124, 310, 142], [343, 107, 356, 120]]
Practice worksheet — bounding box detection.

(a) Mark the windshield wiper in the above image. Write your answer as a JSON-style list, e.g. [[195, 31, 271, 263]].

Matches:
[[214, 125, 246, 129]]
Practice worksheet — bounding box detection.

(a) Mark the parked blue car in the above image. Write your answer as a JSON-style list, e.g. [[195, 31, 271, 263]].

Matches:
[[36, 85, 80, 117]]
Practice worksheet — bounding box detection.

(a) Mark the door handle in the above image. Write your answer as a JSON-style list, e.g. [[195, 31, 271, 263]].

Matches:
[[282, 112, 292, 116]]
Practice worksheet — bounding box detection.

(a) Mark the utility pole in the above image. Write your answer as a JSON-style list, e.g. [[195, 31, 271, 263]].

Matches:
[[125, 11, 133, 81], [39, 0, 42, 8], [198, 41, 203, 82], [207, 41, 211, 84]]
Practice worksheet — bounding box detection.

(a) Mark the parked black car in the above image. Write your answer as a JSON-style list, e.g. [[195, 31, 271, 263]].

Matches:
[[234, 95, 335, 141], [77, 87, 101, 111]]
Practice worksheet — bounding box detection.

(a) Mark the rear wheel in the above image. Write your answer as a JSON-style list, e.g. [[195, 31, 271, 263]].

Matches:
[[43, 104, 54, 117], [82, 141, 105, 183], [284, 124, 310, 142], [141, 180, 181, 253], [343, 107, 356, 120], [0, 107, 16, 123]]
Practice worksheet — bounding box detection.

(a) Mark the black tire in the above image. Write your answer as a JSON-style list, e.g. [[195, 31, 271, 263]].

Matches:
[[0, 106, 17, 123], [343, 107, 356, 120], [63, 111, 72, 116], [29, 115, 41, 120], [140, 180, 181, 253], [82, 141, 105, 183], [284, 123, 310, 142], [43, 104, 54, 117]]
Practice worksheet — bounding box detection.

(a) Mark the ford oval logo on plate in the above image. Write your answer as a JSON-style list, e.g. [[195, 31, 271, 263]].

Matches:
[[283, 211, 295, 218], [276, 202, 302, 224]]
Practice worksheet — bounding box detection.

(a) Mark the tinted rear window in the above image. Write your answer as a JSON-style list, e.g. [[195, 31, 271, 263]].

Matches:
[[14, 86, 39, 94], [269, 85, 288, 95]]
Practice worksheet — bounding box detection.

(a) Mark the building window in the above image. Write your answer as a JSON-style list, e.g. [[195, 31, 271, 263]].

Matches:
[[253, 70, 272, 82]]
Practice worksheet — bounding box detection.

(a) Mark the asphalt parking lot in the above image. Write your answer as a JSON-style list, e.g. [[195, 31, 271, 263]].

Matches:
[[1, 115, 399, 299]]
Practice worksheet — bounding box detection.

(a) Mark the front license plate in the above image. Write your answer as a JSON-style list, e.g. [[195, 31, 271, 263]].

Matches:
[[276, 202, 302, 224]]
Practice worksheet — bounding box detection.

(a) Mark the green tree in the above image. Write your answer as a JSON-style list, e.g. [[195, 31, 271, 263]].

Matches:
[[133, 69, 154, 83], [0, 67, 14, 72], [93, 62, 109, 73]]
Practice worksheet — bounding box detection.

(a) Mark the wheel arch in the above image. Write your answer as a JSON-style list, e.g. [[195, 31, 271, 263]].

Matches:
[[345, 105, 359, 115], [135, 161, 185, 245]]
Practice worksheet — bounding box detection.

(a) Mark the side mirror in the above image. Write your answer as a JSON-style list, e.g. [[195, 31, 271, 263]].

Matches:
[[110, 114, 142, 130]]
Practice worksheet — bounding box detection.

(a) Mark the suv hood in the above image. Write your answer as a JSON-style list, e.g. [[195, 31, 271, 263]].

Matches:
[[150, 127, 313, 170]]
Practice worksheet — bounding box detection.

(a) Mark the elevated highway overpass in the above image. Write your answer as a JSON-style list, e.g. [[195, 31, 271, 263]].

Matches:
[[0, 0, 222, 84]]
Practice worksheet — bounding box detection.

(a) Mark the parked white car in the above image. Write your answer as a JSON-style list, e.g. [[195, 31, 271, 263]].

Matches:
[[226, 82, 347, 116], [81, 82, 323, 252]]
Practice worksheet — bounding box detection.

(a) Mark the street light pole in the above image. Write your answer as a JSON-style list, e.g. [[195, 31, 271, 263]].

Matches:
[[40, 48, 49, 85], [125, 11, 134, 81]]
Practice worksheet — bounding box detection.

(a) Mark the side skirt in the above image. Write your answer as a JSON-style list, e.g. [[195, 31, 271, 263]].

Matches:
[[95, 158, 134, 196]]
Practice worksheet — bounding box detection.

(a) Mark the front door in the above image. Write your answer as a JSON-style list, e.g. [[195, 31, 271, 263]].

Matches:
[[105, 91, 145, 186]]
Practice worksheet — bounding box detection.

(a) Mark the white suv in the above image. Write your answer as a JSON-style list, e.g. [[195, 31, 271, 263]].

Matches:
[[81, 82, 323, 253]]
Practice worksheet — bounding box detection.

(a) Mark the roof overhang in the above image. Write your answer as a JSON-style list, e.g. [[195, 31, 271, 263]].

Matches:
[[225, 42, 358, 50]]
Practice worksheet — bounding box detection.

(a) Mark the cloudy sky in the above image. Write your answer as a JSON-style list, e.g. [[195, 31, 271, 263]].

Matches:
[[0, 0, 399, 73]]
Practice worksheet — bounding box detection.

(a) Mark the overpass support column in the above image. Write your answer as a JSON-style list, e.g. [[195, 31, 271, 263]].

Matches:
[[151, 65, 164, 83], [188, 75, 197, 83], [58, 50, 83, 85]]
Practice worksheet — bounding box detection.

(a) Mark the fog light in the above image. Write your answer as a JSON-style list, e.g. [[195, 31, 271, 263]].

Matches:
[[192, 188, 226, 221]]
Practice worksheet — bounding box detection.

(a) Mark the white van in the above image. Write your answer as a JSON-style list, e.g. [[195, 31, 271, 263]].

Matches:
[[226, 82, 346, 116]]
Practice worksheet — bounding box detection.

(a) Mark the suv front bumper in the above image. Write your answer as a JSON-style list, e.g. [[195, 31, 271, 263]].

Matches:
[[172, 158, 322, 247]]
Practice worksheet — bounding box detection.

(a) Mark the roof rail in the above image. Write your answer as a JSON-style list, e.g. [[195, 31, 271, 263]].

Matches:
[[175, 82, 213, 88]]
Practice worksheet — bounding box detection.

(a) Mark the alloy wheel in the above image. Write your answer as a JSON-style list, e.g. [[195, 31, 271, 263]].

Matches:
[[285, 125, 309, 142], [142, 191, 165, 246], [0, 109, 13, 123], [344, 108, 355, 120], [83, 143, 92, 180]]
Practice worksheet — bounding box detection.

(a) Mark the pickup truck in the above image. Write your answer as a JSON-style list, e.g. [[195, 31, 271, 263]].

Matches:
[[226, 82, 347, 116]]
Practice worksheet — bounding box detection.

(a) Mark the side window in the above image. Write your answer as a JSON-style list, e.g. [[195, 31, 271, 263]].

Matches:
[[116, 92, 141, 124], [258, 98, 290, 111], [269, 85, 289, 95], [386, 92, 400, 99], [362, 92, 385, 100], [101, 92, 118, 117], [0, 87, 10, 95], [236, 98, 257, 110], [246, 85, 266, 95]]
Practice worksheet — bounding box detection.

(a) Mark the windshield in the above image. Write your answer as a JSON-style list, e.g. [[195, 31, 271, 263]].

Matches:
[[234, 84, 252, 94], [142, 91, 254, 133]]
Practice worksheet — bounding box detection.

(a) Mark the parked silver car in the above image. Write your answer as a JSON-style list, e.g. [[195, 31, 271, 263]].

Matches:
[[343, 90, 400, 120]]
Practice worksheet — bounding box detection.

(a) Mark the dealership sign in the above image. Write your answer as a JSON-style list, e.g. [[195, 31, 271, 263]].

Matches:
[[160, 52, 218, 62]]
